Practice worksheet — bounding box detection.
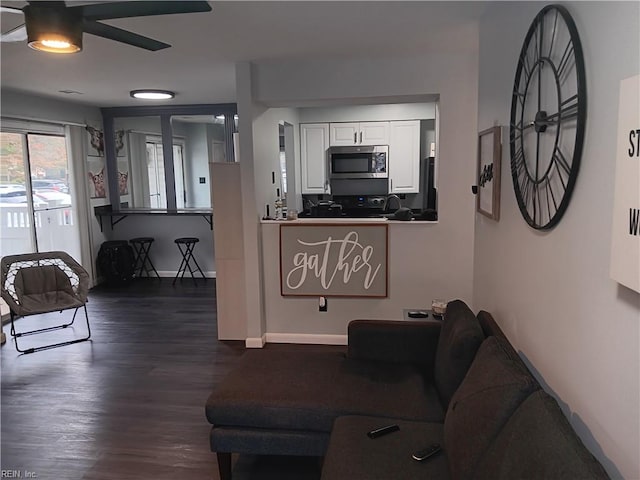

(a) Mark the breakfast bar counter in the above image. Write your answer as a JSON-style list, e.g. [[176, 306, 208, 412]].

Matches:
[[94, 204, 213, 231], [255, 216, 466, 347]]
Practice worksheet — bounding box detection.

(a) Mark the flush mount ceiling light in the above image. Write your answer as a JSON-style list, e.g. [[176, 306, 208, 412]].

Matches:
[[130, 90, 175, 100]]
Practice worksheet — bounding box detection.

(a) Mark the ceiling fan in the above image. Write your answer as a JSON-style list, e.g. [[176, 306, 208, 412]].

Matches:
[[0, 1, 212, 53]]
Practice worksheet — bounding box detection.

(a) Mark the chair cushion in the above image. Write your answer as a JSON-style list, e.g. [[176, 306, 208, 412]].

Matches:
[[433, 299, 484, 407], [206, 349, 444, 433], [15, 265, 74, 296], [13, 265, 82, 315], [473, 390, 610, 480], [321, 416, 448, 480], [443, 336, 540, 480]]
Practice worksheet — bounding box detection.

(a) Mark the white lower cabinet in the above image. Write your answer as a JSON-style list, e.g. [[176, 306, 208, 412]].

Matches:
[[389, 120, 421, 194]]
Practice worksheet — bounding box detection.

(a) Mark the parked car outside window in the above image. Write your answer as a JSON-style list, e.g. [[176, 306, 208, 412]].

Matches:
[[31, 179, 69, 193], [0, 187, 48, 207]]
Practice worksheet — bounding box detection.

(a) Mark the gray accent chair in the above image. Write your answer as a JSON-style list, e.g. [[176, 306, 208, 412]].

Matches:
[[1, 251, 91, 354]]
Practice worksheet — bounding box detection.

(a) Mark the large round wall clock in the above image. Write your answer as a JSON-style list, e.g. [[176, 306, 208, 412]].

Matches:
[[510, 4, 586, 230]]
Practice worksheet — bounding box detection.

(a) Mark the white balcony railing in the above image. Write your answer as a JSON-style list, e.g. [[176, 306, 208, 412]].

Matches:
[[0, 204, 80, 259]]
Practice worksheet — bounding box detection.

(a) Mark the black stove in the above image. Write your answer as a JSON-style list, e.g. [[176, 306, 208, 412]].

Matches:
[[332, 195, 386, 217]]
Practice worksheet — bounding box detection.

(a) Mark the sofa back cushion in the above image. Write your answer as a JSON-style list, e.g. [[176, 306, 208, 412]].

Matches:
[[443, 336, 540, 480], [433, 299, 484, 408], [473, 390, 610, 480]]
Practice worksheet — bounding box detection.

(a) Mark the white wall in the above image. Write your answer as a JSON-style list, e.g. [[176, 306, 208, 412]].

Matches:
[[237, 44, 479, 340], [297, 102, 436, 123], [182, 122, 211, 208], [262, 221, 475, 337], [252, 107, 300, 218], [1, 89, 101, 127], [474, 2, 640, 478]]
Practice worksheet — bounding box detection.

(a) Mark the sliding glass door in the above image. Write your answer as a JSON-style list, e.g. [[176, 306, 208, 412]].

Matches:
[[0, 130, 81, 260]]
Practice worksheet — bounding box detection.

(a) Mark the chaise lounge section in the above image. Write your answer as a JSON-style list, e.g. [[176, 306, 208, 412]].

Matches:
[[206, 300, 484, 479]]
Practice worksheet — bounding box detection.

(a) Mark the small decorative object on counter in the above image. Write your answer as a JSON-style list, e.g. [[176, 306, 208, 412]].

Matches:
[[262, 204, 272, 220], [431, 299, 447, 316], [287, 209, 298, 220], [274, 188, 283, 219]]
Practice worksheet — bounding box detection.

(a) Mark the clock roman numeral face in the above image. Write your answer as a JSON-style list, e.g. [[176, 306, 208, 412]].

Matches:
[[509, 5, 586, 230]]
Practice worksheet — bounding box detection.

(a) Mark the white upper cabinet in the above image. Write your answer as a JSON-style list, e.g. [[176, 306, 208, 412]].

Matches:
[[330, 121, 389, 146], [389, 120, 421, 194], [359, 122, 390, 145], [329, 123, 359, 146], [300, 123, 330, 194]]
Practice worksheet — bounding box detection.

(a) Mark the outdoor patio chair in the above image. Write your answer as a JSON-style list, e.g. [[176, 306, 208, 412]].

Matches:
[[1, 251, 91, 354]]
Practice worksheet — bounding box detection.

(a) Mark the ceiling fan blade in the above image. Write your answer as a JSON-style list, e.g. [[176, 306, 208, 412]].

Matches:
[[1, 24, 27, 42], [76, 1, 211, 21], [82, 20, 170, 51], [26, 1, 67, 8], [1, 6, 24, 14]]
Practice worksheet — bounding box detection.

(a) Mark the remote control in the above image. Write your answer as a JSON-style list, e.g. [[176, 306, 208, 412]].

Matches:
[[411, 443, 442, 461], [367, 424, 400, 439], [408, 311, 429, 318]]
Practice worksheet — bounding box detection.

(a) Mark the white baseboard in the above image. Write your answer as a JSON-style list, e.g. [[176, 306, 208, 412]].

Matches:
[[156, 271, 216, 278], [245, 335, 266, 348], [265, 333, 348, 346]]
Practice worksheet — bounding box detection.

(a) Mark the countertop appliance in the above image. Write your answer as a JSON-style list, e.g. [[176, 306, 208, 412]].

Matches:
[[332, 195, 386, 217], [328, 145, 388, 179], [310, 200, 343, 217]]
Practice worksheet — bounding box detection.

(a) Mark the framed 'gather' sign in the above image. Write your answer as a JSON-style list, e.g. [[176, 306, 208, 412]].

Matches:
[[477, 126, 502, 221], [280, 223, 388, 297]]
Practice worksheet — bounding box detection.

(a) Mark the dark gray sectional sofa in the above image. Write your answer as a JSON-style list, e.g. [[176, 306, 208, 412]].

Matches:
[[205, 300, 609, 479]]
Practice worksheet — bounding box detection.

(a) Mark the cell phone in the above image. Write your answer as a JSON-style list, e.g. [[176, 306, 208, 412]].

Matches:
[[411, 443, 442, 461]]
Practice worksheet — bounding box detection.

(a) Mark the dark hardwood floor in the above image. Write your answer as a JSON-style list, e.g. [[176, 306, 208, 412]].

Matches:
[[1, 278, 324, 480]]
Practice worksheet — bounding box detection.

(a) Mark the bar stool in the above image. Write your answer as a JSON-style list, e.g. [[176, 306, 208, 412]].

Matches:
[[130, 237, 160, 279], [173, 237, 206, 285]]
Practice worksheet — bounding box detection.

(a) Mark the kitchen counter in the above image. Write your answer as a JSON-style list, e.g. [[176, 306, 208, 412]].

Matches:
[[94, 204, 213, 231], [261, 217, 437, 224], [261, 217, 387, 224]]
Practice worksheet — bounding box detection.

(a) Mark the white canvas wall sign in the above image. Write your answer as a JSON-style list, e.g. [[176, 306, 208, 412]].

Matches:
[[610, 74, 640, 293]]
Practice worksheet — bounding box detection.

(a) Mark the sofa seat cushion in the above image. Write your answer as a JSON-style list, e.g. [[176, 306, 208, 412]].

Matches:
[[473, 390, 610, 480], [210, 425, 331, 457], [321, 415, 449, 480], [206, 350, 444, 433], [444, 336, 540, 480]]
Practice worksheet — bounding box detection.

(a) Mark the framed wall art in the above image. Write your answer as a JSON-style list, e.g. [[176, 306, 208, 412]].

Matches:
[[86, 125, 104, 157], [477, 126, 502, 221], [87, 157, 107, 199], [280, 223, 388, 297]]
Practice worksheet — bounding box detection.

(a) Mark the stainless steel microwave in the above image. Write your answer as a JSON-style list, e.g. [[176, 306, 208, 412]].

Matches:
[[328, 145, 388, 179]]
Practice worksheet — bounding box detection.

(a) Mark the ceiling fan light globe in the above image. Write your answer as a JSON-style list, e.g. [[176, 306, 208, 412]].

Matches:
[[24, 5, 82, 53], [28, 35, 81, 53]]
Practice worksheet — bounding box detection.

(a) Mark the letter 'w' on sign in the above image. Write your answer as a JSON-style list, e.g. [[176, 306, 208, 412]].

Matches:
[[630, 208, 640, 236], [279, 224, 388, 297]]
